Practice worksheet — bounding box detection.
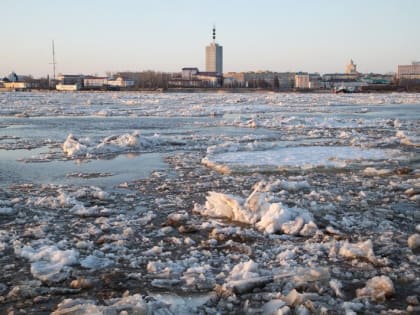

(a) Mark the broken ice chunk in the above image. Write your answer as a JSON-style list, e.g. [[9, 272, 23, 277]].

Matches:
[[356, 275, 394, 302], [338, 240, 377, 264]]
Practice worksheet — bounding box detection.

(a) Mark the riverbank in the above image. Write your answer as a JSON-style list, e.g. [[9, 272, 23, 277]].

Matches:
[[2, 85, 419, 94]]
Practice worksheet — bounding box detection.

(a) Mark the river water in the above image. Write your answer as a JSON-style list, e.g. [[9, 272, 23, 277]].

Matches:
[[0, 91, 419, 314]]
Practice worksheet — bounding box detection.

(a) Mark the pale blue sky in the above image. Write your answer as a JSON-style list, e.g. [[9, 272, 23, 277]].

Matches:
[[1, 0, 419, 77]]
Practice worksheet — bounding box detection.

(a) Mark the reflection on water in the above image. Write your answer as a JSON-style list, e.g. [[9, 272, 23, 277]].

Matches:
[[0, 149, 167, 189]]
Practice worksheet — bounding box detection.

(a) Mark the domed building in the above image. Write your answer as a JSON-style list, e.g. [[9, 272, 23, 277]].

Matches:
[[346, 59, 358, 74]]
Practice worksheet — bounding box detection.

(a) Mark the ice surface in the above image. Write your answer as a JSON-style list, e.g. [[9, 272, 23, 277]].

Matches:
[[1, 92, 419, 314], [80, 255, 114, 270], [203, 145, 400, 173], [262, 299, 286, 314], [0, 207, 15, 215], [51, 295, 148, 315], [151, 292, 216, 314]]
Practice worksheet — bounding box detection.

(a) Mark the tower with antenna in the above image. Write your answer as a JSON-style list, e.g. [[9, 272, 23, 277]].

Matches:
[[205, 26, 223, 75]]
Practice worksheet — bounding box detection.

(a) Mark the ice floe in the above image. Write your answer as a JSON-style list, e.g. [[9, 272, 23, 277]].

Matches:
[[63, 131, 160, 158], [15, 244, 79, 283], [203, 143, 401, 173], [194, 184, 318, 235], [356, 275, 395, 302]]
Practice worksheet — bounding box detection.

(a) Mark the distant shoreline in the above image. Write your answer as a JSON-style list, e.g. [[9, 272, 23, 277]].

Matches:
[[1, 87, 418, 94]]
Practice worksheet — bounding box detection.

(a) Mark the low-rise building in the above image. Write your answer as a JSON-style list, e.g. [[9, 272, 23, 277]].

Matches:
[[308, 73, 324, 89], [295, 72, 310, 89], [182, 68, 199, 80], [2, 81, 29, 90], [56, 74, 84, 91], [0, 72, 30, 90], [83, 76, 108, 89], [361, 73, 394, 85], [169, 67, 222, 88], [322, 72, 362, 90], [107, 76, 135, 88], [56, 83, 80, 91], [223, 71, 294, 89], [397, 62, 420, 80]]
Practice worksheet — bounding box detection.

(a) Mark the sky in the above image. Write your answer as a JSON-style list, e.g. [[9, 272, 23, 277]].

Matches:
[[1, 0, 419, 77]]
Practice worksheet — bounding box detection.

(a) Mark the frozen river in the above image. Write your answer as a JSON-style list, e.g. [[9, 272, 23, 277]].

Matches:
[[0, 92, 419, 314]]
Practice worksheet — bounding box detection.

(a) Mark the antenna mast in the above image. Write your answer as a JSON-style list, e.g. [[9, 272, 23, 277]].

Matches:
[[50, 40, 57, 80]]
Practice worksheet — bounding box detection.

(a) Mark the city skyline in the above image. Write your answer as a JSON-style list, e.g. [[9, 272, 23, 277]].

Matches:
[[1, 0, 419, 77]]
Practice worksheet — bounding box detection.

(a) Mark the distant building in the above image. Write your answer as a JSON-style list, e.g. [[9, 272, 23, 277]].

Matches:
[[205, 27, 223, 75], [182, 68, 199, 80], [56, 74, 83, 91], [196, 72, 221, 87], [309, 73, 324, 89], [223, 71, 294, 89], [56, 83, 79, 91], [361, 73, 394, 85], [2, 81, 29, 90], [83, 76, 108, 89], [346, 59, 358, 74], [295, 73, 310, 89], [168, 67, 222, 88], [1, 72, 30, 90], [397, 62, 420, 80], [8, 72, 19, 82], [107, 76, 135, 88]]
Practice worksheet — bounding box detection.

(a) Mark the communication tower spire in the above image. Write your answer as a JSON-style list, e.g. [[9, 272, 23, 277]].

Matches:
[[212, 26, 216, 43]]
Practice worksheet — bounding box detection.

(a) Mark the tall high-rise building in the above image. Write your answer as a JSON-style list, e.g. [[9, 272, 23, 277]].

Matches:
[[205, 27, 223, 75]]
